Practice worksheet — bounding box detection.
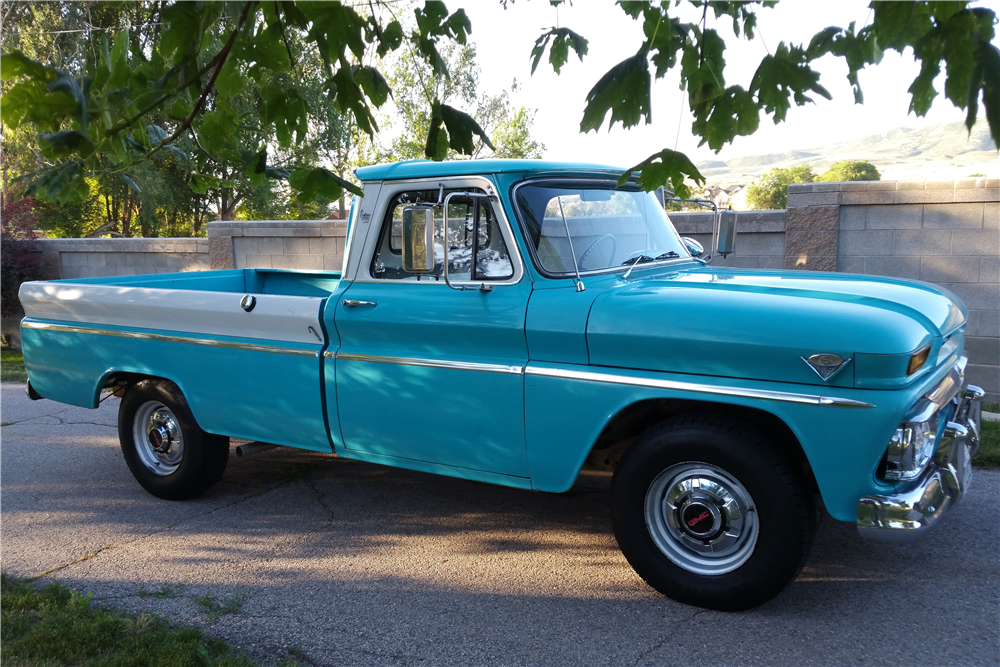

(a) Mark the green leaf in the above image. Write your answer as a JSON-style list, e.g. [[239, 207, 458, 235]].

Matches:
[[1, 78, 77, 131], [378, 20, 405, 57], [618, 148, 706, 199], [580, 53, 651, 133], [637, 7, 685, 78], [39, 130, 88, 157], [247, 22, 292, 76], [168, 98, 189, 119], [302, 2, 368, 62], [424, 100, 494, 160], [26, 161, 89, 205], [215, 59, 244, 99], [750, 43, 832, 124], [189, 173, 218, 195], [354, 66, 392, 108], [413, 3, 473, 75], [681, 28, 727, 118], [109, 29, 131, 88], [288, 167, 362, 204], [158, 2, 223, 64], [46, 70, 88, 134], [262, 83, 310, 148], [530, 27, 589, 75], [971, 43, 1000, 142], [328, 68, 377, 137], [119, 173, 141, 193], [692, 85, 760, 151], [0, 51, 54, 82], [247, 149, 268, 188], [196, 111, 239, 154]]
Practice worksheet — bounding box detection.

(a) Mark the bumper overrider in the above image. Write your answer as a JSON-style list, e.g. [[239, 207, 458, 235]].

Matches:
[[857, 357, 984, 542]]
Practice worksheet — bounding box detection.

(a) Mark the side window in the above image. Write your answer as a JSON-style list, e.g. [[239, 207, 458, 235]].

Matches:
[[371, 188, 514, 282]]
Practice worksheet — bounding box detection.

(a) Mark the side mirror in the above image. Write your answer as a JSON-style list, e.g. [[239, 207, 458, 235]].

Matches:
[[717, 211, 737, 257], [681, 237, 704, 257], [401, 205, 436, 273]]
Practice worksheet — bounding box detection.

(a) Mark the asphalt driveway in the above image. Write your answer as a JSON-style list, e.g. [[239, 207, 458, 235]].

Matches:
[[2, 381, 998, 666]]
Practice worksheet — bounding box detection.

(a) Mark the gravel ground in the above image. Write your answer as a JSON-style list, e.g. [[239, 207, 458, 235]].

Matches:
[[2, 381, 998, 666]]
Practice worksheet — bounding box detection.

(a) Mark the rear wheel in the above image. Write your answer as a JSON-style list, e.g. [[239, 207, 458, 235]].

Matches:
[[119, 379, 228, 500], [611, 414, 814, 610]]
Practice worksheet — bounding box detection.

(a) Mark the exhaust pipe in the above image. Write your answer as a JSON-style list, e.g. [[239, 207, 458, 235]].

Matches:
[[234, 441, 279, 458]]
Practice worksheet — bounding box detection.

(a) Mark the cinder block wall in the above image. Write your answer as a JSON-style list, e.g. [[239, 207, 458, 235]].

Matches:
[[207, 220, 347, 271], [671, 210, 786, 269], [34, 238, 210, 279]]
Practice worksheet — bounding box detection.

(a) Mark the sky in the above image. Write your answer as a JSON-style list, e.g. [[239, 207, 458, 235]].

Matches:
[[442, 0, 995, 168]]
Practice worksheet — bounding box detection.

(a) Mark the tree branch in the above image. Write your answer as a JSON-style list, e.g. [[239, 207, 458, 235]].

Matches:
[[148, 1, 255, 157]]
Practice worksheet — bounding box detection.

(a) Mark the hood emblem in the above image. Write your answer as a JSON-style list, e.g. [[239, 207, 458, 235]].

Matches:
[[802, 353, 851, 382]]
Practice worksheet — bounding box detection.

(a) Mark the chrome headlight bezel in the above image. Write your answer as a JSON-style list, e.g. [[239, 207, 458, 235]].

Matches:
[[883, 408, 940, 481]]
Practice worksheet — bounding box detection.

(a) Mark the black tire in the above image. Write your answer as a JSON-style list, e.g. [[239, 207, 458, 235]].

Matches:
[[610, 414, 814, 611], [118, 379, 229, 500]]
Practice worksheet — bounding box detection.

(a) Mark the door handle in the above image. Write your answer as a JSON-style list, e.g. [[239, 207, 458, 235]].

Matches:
[[341, 299, 377, 308]]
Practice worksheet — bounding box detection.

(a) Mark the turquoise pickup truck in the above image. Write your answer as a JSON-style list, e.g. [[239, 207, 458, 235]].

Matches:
[[19, 160, 983, 610]]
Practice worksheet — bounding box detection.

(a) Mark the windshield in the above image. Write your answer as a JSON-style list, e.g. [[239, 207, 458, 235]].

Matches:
[[514, 181, 689, 276]]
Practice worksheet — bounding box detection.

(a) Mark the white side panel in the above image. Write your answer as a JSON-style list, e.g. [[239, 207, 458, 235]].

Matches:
[[19, 282, 326, 346]]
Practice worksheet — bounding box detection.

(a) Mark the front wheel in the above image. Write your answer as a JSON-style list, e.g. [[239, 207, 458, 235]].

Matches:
[[119, 379, 229, 500], [611, 415, 814, 611]]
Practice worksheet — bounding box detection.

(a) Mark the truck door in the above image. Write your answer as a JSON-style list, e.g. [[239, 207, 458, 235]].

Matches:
[[332, 177, 531, 480]]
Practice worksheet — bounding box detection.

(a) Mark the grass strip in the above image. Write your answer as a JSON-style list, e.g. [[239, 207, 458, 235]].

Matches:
[[973, 419, 1000, 469], [1, 350, 28, 383], [0, 573, 298, 667]]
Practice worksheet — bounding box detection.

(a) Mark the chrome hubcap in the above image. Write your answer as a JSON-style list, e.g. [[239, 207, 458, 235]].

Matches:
[[133, 402, 183, 475], [644, 462, 758, 575]]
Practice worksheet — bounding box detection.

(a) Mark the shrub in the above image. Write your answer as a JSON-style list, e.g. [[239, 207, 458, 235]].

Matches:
[[816, 160, 881, 182], [744, 164, 816, 210], [1, 198, 43, 318]]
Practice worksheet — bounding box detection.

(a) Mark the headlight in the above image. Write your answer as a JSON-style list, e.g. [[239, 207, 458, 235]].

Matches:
[[884, 413, 939, 480]]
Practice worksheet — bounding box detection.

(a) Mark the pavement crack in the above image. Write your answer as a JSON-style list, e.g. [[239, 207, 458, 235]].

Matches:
[[28, 479, 299, 582], [631, 608, 710, 666], [306, 477, 336, 522], [29, 537, 147, 582]]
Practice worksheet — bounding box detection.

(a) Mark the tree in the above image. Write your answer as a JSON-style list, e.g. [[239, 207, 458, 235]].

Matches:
[[368, 42, 544, 163], [1, 197, 43, 319], [2, 1, 997, 206], [816, 159, 881, 182], [744, 164, 815, 210]]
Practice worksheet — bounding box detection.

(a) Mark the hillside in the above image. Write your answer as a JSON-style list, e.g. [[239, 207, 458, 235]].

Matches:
[[699, 122, 998, 189]]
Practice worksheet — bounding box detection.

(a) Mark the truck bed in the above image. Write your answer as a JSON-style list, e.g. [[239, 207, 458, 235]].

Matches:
[[19, 269, 342, 452]]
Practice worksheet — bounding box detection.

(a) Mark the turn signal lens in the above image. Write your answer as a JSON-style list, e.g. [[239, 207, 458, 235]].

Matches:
[[907, 345, 931, 375]]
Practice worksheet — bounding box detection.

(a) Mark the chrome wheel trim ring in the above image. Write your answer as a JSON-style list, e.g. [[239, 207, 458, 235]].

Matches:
[[644, 462, 758, 576], [132, 401, 184, 476]]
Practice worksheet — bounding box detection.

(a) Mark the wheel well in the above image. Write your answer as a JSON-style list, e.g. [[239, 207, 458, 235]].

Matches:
[[100, 372, 177, 401], [580, 399, 818, 493]]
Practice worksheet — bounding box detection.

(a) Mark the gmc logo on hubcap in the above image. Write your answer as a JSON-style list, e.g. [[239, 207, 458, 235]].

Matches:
[[687, 511, 710, 527]]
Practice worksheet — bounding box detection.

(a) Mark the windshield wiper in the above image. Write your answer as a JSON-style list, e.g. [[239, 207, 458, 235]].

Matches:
[[620, 255, 653, 281], [620, 255, 655, 266], [655, 251, 679, 260]]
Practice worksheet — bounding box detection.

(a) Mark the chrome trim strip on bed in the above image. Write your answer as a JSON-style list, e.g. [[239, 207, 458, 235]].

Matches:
[[21, 320, 320, 358], [525, 365, 875, 408], [333, 351, 524, 375]]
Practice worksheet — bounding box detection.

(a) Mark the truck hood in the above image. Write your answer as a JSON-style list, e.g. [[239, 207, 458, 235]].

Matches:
[[586, 267, 966, 388]]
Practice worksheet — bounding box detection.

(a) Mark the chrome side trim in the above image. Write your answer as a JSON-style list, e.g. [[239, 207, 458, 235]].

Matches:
[[21, 320, 320, 357], [525, 365, 875, 408], [334, 351, 523, 375]]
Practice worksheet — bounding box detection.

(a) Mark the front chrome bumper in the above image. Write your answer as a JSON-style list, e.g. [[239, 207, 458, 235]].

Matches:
[[857, 360, 983, 542]]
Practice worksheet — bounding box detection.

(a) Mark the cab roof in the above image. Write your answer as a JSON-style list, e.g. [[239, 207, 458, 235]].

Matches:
[[354, 159, 626, 182]]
